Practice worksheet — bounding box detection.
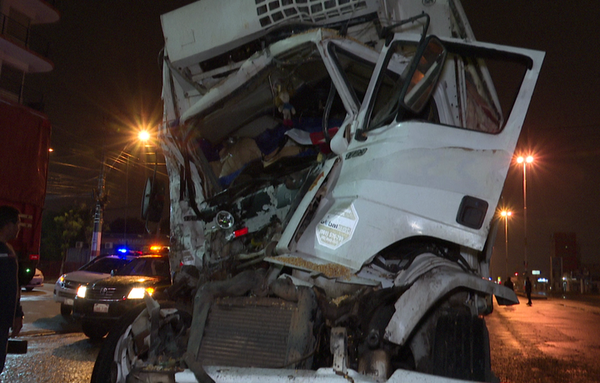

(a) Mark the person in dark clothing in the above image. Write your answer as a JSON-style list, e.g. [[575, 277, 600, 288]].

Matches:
[[504, 277, 514, 290], [525, 276, 533, 306], [0, 206, 23, 373]]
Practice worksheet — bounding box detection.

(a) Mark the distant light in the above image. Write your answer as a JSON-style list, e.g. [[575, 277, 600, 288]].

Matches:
[[517, 155, 534, 164], [117, 248, 128, 254], [514, 272, 519, 276], [532, 270, 540, 275], [537, 278, 548, 283], [48, 148, 54, 152], [138, 130, 150, 142]]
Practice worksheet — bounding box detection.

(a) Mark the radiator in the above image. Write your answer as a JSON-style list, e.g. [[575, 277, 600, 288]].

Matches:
[[198, 295, 315, 368]]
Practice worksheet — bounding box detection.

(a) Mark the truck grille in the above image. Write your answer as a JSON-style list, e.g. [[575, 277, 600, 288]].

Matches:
[[198, 296, 313, 368]]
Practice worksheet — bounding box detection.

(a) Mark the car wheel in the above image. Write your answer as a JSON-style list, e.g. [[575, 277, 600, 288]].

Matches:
[[25, 287, 33, 292], [60, 303, 72, 317], [91, 300, 190, 383], [82, 320, 109, 340]]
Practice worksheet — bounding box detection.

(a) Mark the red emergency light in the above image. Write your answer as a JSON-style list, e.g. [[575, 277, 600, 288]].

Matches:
[[234, 227, 249, 238]]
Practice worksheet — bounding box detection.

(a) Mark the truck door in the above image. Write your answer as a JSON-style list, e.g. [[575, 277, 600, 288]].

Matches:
[[305, 34, 544, 270]]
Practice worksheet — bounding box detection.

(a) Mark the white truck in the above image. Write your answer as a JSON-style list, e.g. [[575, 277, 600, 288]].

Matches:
[[92, 1, 543, 382]]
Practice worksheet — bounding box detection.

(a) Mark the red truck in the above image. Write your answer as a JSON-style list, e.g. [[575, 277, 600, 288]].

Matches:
[[0, 98, 51, 286]]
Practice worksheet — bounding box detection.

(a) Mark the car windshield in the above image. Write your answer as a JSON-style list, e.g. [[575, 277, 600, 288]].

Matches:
[[80, 257, 131, 274], [116, 257, 170, 278]]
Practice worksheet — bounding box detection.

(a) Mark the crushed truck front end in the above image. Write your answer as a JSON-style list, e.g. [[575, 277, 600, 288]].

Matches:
[[90, 1, 544, 382]]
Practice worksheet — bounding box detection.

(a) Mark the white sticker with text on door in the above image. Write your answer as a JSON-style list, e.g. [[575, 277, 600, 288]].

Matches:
[[316, 203, 359, 250]]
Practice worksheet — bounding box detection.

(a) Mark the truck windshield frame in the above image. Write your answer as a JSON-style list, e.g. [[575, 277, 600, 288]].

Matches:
[[362, 37, 533, 135], [327, 42, 377, 110]]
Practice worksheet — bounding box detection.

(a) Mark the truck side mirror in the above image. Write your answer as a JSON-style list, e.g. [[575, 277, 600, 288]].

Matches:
[[400, 36, 447, 114]]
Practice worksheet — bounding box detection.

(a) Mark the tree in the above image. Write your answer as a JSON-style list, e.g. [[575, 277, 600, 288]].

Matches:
[[41, 204, 95, 263]]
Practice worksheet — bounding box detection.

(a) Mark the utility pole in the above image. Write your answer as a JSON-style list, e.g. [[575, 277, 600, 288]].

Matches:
[[90, 154, 107, 259]]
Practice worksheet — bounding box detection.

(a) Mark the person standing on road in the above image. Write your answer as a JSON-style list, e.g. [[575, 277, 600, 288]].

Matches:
[[525, 276, 533, 306], [0, 206, 24, 373], [504, 277, 514, 290]]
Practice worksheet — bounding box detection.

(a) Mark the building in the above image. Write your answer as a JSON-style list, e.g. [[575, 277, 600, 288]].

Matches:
[[552, 232, 578, 272], [551, 232, 582, 292], [0, 0, 59, 107], [0, 1, 58, 282]]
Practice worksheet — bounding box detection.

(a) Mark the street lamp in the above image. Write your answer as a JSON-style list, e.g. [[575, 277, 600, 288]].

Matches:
[[516, 155, 534, 276], [138, 130, 150, 142], [500, 210, 512, 279]]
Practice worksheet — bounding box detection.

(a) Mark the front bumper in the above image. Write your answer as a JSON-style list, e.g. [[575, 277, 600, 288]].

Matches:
[[53, 286, 76, 305], [157, 366, 475, 383], [73, 298, 141, 325]]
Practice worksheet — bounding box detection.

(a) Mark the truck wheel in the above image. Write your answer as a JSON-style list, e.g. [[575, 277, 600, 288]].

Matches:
[[60, 303, 72, 317], [82, 320, 109, 340], [91, 301, 189, 383], [432, 312, 495, 382]]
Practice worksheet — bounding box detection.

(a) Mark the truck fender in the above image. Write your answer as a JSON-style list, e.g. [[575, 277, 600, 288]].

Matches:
[[384, 262, 518, 345]]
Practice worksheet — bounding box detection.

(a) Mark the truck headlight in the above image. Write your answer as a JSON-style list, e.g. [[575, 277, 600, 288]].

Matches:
[[127, 287, 155, 299], [76, 285, 87, 298]]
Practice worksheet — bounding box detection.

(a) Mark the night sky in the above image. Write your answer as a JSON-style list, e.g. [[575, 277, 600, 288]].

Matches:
[[33, 1, 600, 278], [462, 1, 600, 279]]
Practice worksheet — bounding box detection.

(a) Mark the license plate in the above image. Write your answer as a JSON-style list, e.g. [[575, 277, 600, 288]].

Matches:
[[93, 303, 109, 313], [64, 298, 74, 306]]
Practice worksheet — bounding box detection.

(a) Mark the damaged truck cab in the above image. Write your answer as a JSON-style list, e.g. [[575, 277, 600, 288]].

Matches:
[[91, 1, 544, 382]]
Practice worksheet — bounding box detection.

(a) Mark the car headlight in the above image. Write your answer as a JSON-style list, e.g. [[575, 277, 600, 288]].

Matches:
[[58, 275, 65, 283], [127, 287, 155, 299], [76, 285, 87, 298]]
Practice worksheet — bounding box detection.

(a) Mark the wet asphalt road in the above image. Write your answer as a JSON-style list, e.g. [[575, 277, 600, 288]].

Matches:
[[1, 332, 99, 383], [1, 283, 100, 383], [486, 293, 600, 383], [2, 284, 600, 382]]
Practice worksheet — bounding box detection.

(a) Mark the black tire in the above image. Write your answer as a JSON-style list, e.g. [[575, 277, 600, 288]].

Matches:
[[82, 320, 109, 340], [25, 287, 33, 292], [432, 312, 494, 382], [60, 303, 72, 317], [91, 301, 188, 383]]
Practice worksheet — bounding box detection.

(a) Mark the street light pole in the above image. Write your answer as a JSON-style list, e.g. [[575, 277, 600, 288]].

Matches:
[[517, 155, 533, 276], [501, 210, 512, 279]]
